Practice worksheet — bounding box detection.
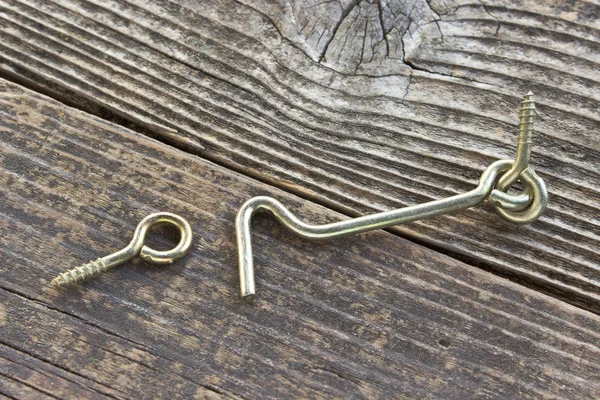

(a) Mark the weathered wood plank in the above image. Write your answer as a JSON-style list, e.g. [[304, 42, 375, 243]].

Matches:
[[0, 0, 597, 311], [2, 80, 600, 398], [0, 343, 111, 399]]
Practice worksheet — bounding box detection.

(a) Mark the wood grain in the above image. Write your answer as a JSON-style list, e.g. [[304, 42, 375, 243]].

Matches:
[[0, 0, 597, 312], [2, 79, 600, 398]]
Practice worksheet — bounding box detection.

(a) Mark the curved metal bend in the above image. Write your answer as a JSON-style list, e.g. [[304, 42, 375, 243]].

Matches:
[[102, 212, 194, 268], [236, 160, 547, 301]]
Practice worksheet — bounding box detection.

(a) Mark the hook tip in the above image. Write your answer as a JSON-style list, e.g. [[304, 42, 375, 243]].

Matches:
[[241, 293, 256, 302]]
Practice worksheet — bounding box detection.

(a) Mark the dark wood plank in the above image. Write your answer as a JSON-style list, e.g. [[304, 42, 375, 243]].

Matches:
[[0, 343, 110, 399], [2, 79, 600, 398], [0, 0, 598, 311]]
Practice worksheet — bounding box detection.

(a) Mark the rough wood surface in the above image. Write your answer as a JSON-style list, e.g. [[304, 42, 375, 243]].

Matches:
[[2, 79, 600, 398], [0, 0, 598, 312]]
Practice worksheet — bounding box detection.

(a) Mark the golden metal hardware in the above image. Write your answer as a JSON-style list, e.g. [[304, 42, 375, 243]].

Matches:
[[236, 93, 548, 301], [51, 212, 193, 287]]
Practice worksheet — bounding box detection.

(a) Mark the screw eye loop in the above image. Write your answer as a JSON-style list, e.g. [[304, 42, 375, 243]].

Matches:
[[133, 212, 194, 264], [492, 168, 548, 224]]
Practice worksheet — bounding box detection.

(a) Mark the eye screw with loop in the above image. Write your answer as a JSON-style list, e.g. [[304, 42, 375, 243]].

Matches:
[[51, 212, 193, 287], [497, 91, 535, 192], [489, 92, 548, 222]]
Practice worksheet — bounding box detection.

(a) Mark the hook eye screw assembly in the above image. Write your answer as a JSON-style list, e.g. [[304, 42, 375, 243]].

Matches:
[[236, 92, 548, 301], [51, 212, 193, 287]]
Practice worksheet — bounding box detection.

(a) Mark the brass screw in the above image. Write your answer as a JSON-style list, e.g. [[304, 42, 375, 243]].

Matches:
[[51, 212, 193, 287], [52, 258, 108, 286], [497, 91, 536, 191]]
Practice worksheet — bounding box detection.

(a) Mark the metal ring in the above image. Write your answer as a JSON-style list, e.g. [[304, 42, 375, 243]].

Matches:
[[492, 168, 548, 224], [133, 212, 194, 264]]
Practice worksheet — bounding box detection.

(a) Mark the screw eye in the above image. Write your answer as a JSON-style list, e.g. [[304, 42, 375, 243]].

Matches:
[[51, 212, 193, 287]]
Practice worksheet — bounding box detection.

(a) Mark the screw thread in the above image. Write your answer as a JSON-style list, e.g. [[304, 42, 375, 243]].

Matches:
[[519, 91, 535, 144], [51, 258, 108, 286]]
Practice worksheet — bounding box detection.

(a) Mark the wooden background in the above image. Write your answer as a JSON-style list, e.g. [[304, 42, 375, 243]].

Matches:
[[0, 0, 599, 398]]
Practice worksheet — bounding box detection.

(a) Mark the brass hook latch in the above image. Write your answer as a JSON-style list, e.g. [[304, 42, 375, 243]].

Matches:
[[51, 212, 193, 286], [236, 93, 548, 301]]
